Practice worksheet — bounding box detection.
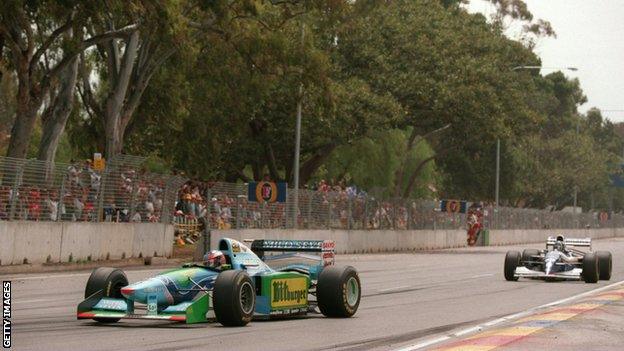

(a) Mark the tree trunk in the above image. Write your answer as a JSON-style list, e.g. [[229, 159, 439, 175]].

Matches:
[[37, 57, 79, 163], [264, 143, 280, 181], [298, 143, 337, 186], [103, 30, 140, 159], [6, 105, 37, 158], [402, 155, 436, 198], [6, 64, 38, 159], [393, 128, 419, 197]]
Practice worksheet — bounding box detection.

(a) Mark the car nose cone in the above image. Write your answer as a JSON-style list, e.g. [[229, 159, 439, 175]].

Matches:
[[545, 261, 553, 275], [120, 287, 134, 298], [120, 280, 151, 301]]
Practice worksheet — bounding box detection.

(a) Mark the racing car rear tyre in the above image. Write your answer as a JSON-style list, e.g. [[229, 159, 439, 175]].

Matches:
[[582, 252, 599, 283], [317, 266, 361, 318], [596, 251, 612, 281], [84, 267, 128, 323], [504, 251, 521, 281], [521, 249, 540, 267], [213, 270, 255, 327]]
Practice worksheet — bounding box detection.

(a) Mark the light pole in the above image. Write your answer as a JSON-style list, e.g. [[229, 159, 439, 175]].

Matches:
[[292, 22, 305, 229], [495, 138, 500, 209]]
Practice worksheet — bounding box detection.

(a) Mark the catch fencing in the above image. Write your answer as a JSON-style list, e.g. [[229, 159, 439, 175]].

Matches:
[[0, 155, 186, 224], [180, 181, 624, 231], [2, 154, 622, 232]]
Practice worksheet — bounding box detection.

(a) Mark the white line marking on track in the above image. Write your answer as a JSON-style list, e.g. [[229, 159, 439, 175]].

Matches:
[[453, 326, 482, 337], [5, 272, 93, 281], [392, 279, 624, 351], [470, 273, 495, 279], [13, 298, 57, 305], [5, 268, 166, 281], [378, 285, 410, 293], [394, 336, 451, 351]]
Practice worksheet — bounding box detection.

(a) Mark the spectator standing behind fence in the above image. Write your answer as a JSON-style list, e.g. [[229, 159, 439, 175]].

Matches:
[[44, 190, 58, 221]]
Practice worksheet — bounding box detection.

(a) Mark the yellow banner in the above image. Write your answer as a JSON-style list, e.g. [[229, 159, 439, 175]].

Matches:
[[270, 278, 308, 308]]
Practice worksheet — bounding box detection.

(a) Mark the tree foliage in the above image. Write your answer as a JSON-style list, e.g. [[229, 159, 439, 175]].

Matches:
[[1, 0, 623, 212]]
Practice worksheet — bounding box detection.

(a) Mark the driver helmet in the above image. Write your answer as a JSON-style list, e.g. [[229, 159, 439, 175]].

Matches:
[[203, 250, 226, 269], [554, 240, 566, 252]]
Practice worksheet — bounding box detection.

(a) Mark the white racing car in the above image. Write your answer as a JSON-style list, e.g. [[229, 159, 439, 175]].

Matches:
[[504, 235, 612, 283]]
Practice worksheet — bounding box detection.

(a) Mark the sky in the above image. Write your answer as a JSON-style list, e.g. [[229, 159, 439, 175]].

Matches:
[[466, 0, 624, 122]]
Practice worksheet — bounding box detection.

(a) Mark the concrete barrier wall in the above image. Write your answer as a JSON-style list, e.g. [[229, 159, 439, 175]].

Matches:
[[206, 228, 468, 254], [4, 222, 622, 266], [0, 221, 174, 266], [487, 227, 624, 246], [204, 227, 624, 255]]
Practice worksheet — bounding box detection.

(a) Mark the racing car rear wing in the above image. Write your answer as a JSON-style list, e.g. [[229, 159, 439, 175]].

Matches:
[[546, 236, 591, 249], [247, 239, 335, 265]]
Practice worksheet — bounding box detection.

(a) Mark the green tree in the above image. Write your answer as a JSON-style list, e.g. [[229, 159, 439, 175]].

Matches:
[[0, 1, 138, 159]]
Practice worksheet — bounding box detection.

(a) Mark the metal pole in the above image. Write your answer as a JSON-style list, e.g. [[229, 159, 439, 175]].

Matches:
[[573, 117, 579, 218], [292, 22, 305, 229], [495, 138, 500, 209]]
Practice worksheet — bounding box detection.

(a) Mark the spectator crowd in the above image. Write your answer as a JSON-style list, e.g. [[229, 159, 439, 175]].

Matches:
[[0, 158, 168, 223], [2, 156, 620, 241]]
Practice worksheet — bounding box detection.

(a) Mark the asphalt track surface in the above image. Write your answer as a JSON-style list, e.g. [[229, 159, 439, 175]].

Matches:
[[6, 237, 624, 351]]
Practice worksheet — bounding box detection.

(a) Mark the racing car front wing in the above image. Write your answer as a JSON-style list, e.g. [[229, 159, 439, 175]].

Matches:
[[514, 266, 583, 280], [77, 291, 210, 324]]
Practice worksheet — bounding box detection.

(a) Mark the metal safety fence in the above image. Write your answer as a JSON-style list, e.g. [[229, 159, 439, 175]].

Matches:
[[2, 154, 622, 231], [176, 181, 624, 231], [0, 156, 186, 223]]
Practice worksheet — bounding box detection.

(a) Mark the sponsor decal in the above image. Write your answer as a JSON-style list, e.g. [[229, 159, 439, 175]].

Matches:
[[94, 299, 126, 311], [440, 199, 468, 213], [271, 278, 308, 308], [232, 242, 241, 253], [3, 281, 11, 349], [262, 240, 323, 250], [147, 294, 158, 315], [322, 240, 335, 251], [248, 182, 287, 203], [269, 307, 306, 315], [322, 252, 335, 266]]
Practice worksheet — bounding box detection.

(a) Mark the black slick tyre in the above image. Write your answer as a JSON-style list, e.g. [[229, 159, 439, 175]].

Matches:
[[317, 266, 361, 318], [521, 249, 540, 268], [504, 251, 521, 281], [84, 267, 128, 323], [582, 252, 599, 283], [213, 270, 255, 326], [596, 251, 612, 281]]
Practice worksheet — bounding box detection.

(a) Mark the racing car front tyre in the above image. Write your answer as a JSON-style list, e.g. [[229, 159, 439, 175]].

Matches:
[[84, 267, 129, 323], [213, 270, 255, 327], [521, 249, 540, 267], [596, 251, 612, 280], [504, 251, 521, 281], [582, 253, 599, 283], [317, 266, 361, 318]]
